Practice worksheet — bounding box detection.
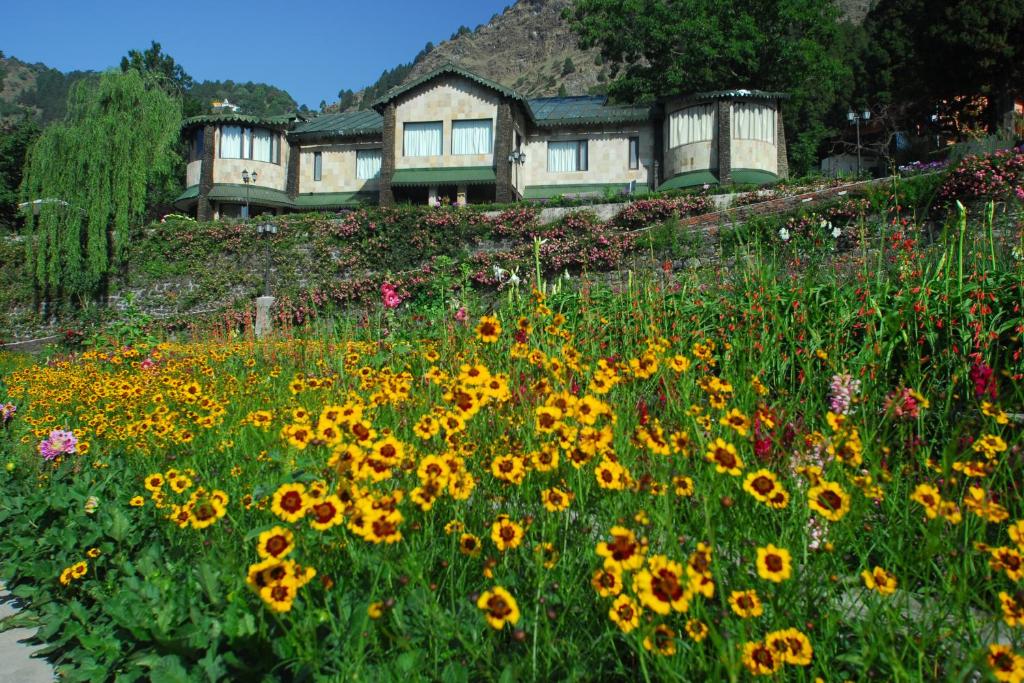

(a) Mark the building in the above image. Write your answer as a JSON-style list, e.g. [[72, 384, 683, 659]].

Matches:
[[174, 64, 787, 218]]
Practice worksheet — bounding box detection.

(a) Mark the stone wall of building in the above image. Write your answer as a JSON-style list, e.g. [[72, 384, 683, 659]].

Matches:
[[298, 141, 382, 193], [731, 139, 778, 175], [393, 77, 500, 170], [522, 125, 654, 188]]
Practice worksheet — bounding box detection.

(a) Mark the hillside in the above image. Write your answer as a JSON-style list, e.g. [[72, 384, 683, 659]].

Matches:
[[330, 0, 875, 112]]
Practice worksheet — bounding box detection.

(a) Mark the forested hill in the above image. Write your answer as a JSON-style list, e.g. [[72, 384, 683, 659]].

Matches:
[[0, 52, 298, 124]]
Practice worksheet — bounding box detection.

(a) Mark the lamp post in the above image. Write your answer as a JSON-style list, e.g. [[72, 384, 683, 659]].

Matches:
[[256, 222, 277, 297], [847, 109, 871, 178], [507, 150, 527, 200], [241, 169, 258, 219]]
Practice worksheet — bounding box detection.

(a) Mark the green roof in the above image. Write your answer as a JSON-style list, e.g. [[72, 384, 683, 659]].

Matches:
[[523, 183, 633, 200], [667, 89, 788, 107], [730, 168, 779, 185], [372, 63, 527, 111], [391, 166, 496, 186], [181, 112, 300, 130], [293, 191, 377, 208], [658, 170, 720, 191], [289, 110, 383, 139], [528, 96, 652, 127], [174, 185, 200, 205], [207, 184, 294, 208]]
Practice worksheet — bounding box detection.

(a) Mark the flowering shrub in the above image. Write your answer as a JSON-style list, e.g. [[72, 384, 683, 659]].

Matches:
[[939, 146, 1024, 204], [613, 196, 713, 229]]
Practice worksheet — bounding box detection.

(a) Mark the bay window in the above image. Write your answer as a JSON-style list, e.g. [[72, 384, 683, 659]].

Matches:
[[731, 103, 776, 143], [220, 126, 243, 159], [452, 119, 493, 155], [356, 149, 382, 180], [219, 125, 281, 163], [547, 140, 588, 173], [669, 105, 716, 147], [404, 121, 443, 157]]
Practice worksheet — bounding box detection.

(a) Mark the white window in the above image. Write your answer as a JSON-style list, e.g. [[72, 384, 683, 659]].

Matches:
[[451, 119, 493, 155], [547, 140, 588, 173], [404, 121, 442, 157], [629, 137, 639, 170], [669, 105, 716, 147], [313, 152, 322, 182], [252, 129, 273, 162], [356, 149, 382, 180], [732, 103, 776, 143], [220, 126, 242, 158]]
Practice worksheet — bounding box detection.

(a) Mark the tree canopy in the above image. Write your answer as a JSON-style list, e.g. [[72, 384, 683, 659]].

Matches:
[[0, 115, 40, 230], [20, 69, 181, 300], [566, 0, 850, 174]]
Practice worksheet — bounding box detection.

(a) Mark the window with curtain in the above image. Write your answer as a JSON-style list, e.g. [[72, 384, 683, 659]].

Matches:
[[547, 140, 588, 173], [731, 103, 776, 143], [404, 122, 442, 157], [313, 152, 322, 182], [356, 149, 382, 180], [669, 105, 716, 148], [220, 126, 242, 158], [252, 129, 273, 162], [189, 128, 204, 162], [451, 119, 493, 155], [629, 137, 639, 170]]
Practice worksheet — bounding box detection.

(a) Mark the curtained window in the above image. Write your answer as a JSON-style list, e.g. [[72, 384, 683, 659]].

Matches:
[[220, 126, 242, 158], [451, 119, 493, 155], [629, 137, 639, 170], [404, 122, 442, 157], [356, 149, 382, 180], [547, 140, 588, 173], [731, 103, 776, 143], [313, 152, 322, 182], [669, 105, 716, 148], [252, 129, 273, 162]]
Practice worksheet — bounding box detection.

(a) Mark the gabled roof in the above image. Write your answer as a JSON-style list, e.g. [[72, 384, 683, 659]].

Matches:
[[371, 63, 528, 111], [181, 112, 303, 130], [528, 96, 652, 127], [289, 110, 384, 140]]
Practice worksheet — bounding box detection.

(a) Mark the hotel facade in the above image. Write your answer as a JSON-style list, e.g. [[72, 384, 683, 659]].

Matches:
[[175, 64, 787, 218]]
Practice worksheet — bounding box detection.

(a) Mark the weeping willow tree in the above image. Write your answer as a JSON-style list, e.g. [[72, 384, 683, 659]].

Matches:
[[20, 69, 181, 301]]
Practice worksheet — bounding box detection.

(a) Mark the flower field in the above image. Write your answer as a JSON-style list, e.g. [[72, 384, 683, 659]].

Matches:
[[1, 203, 1024, 681]]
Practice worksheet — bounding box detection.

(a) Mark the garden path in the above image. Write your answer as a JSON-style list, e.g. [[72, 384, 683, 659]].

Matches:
[[0, 584, 56, 682]]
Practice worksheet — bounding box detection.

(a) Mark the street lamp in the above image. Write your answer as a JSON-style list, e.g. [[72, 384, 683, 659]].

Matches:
[[256, 222, 277, 297], [241, 169, 258, 219], [847, 109, 871, 178], [507, 150, 527, 201]]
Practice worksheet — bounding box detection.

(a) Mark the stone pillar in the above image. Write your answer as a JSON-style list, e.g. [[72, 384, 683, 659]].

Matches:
[[776, 106, 789, 179], [456, 185, 467, 206], [197, 125, 216, 221], [494, 102, 514, 203], [652, 104, 664, 190], [255, 296, 275, 338], [716, 100, 732, 185], [379, 103, 397, 207], [286, 139, 301, 199]]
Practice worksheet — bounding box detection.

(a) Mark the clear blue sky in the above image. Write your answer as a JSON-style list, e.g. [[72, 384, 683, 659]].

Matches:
[[1, 0, 511, 108]]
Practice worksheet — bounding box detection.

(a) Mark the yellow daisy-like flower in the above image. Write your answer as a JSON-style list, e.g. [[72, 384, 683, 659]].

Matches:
[[591, 566, 623, 597], [999, 591, 1024, 627], [643, 624, 677, 656], [596, 526, 646, 571], [129, 495, 145, 507], [807, 481, 851, 522], [477, 586, 519, 629], [742, 640, 782, 676], [765, 627, 814, 666], [271, 483, 308, 523], [257, 526, 295, 559], [632, 555, 691, 615], [608, 594, 641, 633], [704, 438, 744, 476], [755, 544, 792, 583], [719, 408, 751, 437], [540, 487, 572, 512], [685, 618, 708, 642], [475, 316, 502, 344], [490, 516, 525, 551], [987, 644, 1024, 683], [728, 589, 763, 618], [861, 566, 898, 595]]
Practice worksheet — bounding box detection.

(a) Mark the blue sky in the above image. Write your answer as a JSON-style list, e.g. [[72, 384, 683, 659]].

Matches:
[[1, 0, 511, 108]]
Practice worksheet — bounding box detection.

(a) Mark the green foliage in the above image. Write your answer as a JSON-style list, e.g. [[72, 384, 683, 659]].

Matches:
[[19, 70, 182, 300], [120, 41, 194, 102], [561, 57, 576, 76], [15, 67, 95, 124], [566, 0, 850, 175], [0, 114, 40, 229], [188, 81, 298, 118]]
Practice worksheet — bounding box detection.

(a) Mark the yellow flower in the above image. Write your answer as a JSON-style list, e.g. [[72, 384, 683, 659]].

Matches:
[[596, 526, 646, 571], [633, 555, 691, 615], [490, 516, 525, 551], [367, 601, 385, 619], [765, 628, 814, 666], [271, 483, 308, 523], [719, 408, 751, 437], [257, 527, 295, 559], [861, 566, 898, 595], [685, 619, 708, 642], [608, 594, 641, 632], [807, 481, 851, 522], [643, 623, 677, 656], [129, 495, 145, 507], [540, 487, 572, 512], [477, 586, 519, 629], [475, 316, 502, 343], [704, 438, 744, 476], [728, 589, 763, 618], [755, 544, 792, 583], [591, 566, 623, 597], [742, 640, 782, 676]]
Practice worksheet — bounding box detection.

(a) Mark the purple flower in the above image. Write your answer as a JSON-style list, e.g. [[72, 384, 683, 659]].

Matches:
[[39, 429, 78, 461], [829, 374, 861, 415], [1, 403, 15, 424]]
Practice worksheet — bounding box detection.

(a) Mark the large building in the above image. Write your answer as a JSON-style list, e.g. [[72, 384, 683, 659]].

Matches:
[[175, 64, 787, 218]]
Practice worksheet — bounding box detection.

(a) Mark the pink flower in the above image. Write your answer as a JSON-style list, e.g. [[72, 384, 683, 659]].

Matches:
[[380, 282, 403, 309], [454, 307, 468, 323], [39, 429, 77, 461]]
